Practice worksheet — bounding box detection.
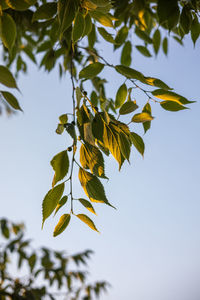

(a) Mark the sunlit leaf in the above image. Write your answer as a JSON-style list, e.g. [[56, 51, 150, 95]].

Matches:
[[151, 89, 195, 104], [132, 112, 154, 123], [142, 77, 171, 90], [79, 63, 104, 79], [115, 83, 127, 109], [54, 196, 68, 216], [142, 102, 152, 133], [53, 214, 71, 237], [76, 214, 99, 232], [130, 132, 145, 156], [59, 114, 68, 124], [79, 198, 96, 215], [51, 151, 69, 186], [89, 10, 113, 27]]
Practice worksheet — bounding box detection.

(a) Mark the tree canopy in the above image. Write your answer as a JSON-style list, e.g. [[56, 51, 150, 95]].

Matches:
[[0, 0, 199, 235]]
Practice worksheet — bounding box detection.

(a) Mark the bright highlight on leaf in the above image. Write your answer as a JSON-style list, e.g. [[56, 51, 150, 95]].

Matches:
[[79, 198, 96, 215], [76, 214, 99, 232], [51, 151, 69, 187], [132, 112, 154, 123], [53, 214, 71, 237]]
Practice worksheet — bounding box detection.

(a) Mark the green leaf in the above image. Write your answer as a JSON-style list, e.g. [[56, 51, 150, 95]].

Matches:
[[118, 131, 130, 161], [28, 253, 37, 272], [89, 10, 113, 27], [76, 214, 99, 232], [90, 0, 111, 7], [151, 89, 195, 104], [130, 132, 145, 156], [1, 91, 22, 111], [132, 112, 154, 123], [98, 27, 115, 43], [32, 3, 57, 21], [59, 114, 68, 124], [115, 83, 127, 109], [57, 0, 76, 35], [135, 27, 152, 44], [162, 37, 168, 56], [56, 124, 64, 135], [88, 23, 96, 48], [135, 45, 152, 57], [157, 0, 179, 29], [142, 102, 152, 133], [53, 214, 71, 237], [0, 13, 16, 51], [191, 15, 200, 46], [115, 65, 144, 82], [82, 13, 92, 37], [115, 26, 128, 45], [51, 151, 69, 186], [79, 62, 104, 79], [72, 12, 85, 43], [79, 198, 96, 215], [180, 5, 192, 34], [142, 77, 171, 90], [42, 183, 65, 227], [121, 41, 132, 67], [160, 101, 188, 111], [78, 168, 108, 203], [6, 0, 37, 11], [153, 29, 161, 55], [54, 196, 68, 216], [119, 101, 138, 115], [76, 87, 82, 108], [0, 65, 18, 89]]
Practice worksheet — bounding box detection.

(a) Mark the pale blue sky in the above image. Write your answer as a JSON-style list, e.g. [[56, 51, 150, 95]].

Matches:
[[1, 35, 200, 300]]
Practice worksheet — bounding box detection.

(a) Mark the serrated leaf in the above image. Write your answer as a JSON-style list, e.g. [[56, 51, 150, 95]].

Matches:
[[0, 65, 18, 89], [1, 91, 22, 111], [142, 102, 152, 133], [136, 45, 152, 57], [78, 168, 108, 203], [119, 101, 138, 115], [121, 41, 132, 67], [98, 27, 114, 43], [132, 112, 154, 123], [160, 101, 188, 111], [42, 183, 65, 227], [79, 198, 96, 215], [115, 65, 144, 82], [115, 83, 127, 109], [54, 196, 68, 216], [79, 62, 104, 79], [6, 0, 37, 11], [151, 89, 195, 104], [32, 3, 57, 21], [89, 10, 112, 27], [51, 151, 69, 186], [130, 132, 145, 156], [57, 0, 76, 35], [153, 29, 161, 55], [0, 13, 16, 51], [76, 214, 99, 232], [53, 214, 71, 237], [72, 12, 85, 43]]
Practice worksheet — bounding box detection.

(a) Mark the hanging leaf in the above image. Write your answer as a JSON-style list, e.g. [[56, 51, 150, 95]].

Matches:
[[53, 214, 71, 237], [142, 102, 152, 133], [78, 168, 108, 203], [5, 0, 37, 11], [162, 37, 168, 56], [98, 27, 115, 43], [54, 196, 68, 216], [160, 101, 188, 111], [32, 3, 57, 21], [59, 114, 68, 124], [119, 101, 138, 115], [191, 15, 200, 46], [82, 13, 92, 37], [79, 63, 104, 79], [0, 13, 16, 51], [115, 83, 127, 109], [142, 77, 171, 90], [88, 23, 96, 48], [153, 29, 161, 55], [79, 198, 96, 215], [76, 214, 99, 232], [151, 89, 195, 104], [115, 65, 144, 82], [135, 45, 152, 57], [130, 132, 145, 156], [0, 65, 18, 89], [57, 0, 76, 35], [89, 11, 113, 27], [42, 183, 65, 227], [132, 112, 154, 123], [121, 41, 132, 67], [72, 12, 85, 43], [115, 26, 128, 45], [51, 151, 69, 187], [135, 27, 152, 44], [1, 91, 22, 111], [56, 124, 64, 135], [180, 5, 192, 34]]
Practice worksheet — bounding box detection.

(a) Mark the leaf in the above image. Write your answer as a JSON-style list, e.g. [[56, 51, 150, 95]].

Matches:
[[89, 10, 113, 27], [76, 214, 99, 232], [79, 62, 104, 79], [1, 91, 22, 111], [142, 102, 152, 133], [56, 124, 64, 135], [54, 196, 68, 216], [28, 253, 37, 272], [0, 65, 18, 89], [51, 151, 69, 186], [79, 198, 96, 215], [59, 114, 68, 124], [78, 168, 108, 203], [32, 3, 57, 21], [5, 0, 37, 11], [119, 101, 138, 115], [118, 131, 130, 161], [82, 13, 92, 37], [57, 0, 76, 35], [160, 101, 188, 111], [153, 29, 161, 55], [157, 0, 179, 29], [0, 13, 16, 51], [88, 23, 96, 48], [72, 12, 85, 43], [130, 132, 145, 156], [151, 89, 195, 104], [191, 15, 200, 46], [121, 41, 132, 67], [115, 65, 144, 82], [132, 112, 154, 123], [76, 87, 82, 108], [115, 83, 127, 109], [162, 37, 168, 56], [135, 27, 152, 44], [53, 214, 71, 237], [142, 77, 171, 90], [115, 26, 128, 45], [98, 27, 115, 43], [42, 183, 65, 227], [180, 5, 192, 34], [90, 0, 111, 7], [135, 45, 152, 57]]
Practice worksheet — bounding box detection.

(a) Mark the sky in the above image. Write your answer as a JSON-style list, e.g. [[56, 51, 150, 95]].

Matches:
[[0, 34, 200, 300]]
